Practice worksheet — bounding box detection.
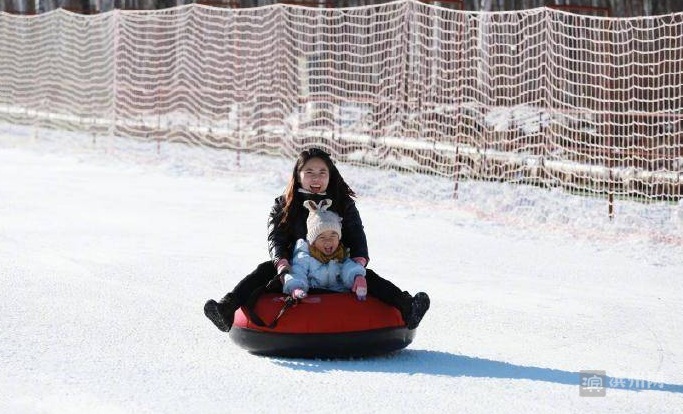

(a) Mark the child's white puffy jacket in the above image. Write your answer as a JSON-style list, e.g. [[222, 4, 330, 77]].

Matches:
[[283, 239, 366, 294]]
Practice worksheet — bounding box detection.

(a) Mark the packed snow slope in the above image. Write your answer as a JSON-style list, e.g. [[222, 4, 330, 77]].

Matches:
[[1, 128, 682, 413]]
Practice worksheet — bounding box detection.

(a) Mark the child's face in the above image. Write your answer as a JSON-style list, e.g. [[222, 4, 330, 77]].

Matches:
[[312, 230, 340, 255], [299, 157, 329, 194]]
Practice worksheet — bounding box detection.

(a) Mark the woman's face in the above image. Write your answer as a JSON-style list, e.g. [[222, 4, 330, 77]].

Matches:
[[299, 157, 330, 194]]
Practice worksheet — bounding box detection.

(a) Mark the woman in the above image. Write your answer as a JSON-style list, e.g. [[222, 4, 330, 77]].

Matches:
[[204, 148, 430, 332]]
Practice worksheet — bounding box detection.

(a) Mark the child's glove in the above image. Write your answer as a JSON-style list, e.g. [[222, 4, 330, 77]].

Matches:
[[352, 276, 367, 301], [291, 288, 308, 300]]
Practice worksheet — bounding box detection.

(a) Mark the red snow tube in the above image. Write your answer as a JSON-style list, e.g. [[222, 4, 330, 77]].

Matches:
[[229, 292, 416, 358]]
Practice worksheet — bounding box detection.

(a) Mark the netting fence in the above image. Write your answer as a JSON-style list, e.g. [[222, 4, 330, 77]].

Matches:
[[1, 0, 683, 218]]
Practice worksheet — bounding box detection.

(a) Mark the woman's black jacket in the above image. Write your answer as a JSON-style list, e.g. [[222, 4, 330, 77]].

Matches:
[[267, 191, 369, 266]]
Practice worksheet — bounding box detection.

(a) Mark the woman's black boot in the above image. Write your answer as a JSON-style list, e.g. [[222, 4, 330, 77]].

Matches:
[[204, 295, 237, 332]]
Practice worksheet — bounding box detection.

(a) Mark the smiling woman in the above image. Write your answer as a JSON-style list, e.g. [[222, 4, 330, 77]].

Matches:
[[299, 156, 329, 194]]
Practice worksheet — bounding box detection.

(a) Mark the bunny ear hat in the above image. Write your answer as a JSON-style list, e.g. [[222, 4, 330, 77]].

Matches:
[[304, 199, 342, 243]]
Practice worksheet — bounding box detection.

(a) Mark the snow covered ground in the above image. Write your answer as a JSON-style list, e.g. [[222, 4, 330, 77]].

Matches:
[[1, 125, 682, 413]]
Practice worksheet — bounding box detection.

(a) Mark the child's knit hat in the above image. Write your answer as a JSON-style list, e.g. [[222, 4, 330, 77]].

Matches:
[[304, 199, 342, 243]]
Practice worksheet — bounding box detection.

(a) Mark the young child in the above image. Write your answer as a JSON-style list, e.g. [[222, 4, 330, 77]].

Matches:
[[282, 199, 368, 300]]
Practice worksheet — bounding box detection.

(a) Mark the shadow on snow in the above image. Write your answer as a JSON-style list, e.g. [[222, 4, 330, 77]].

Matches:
[[271, 349, 683, 394]]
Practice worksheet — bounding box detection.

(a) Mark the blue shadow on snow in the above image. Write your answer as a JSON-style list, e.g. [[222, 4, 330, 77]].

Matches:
[[271, 349, 683, 394]]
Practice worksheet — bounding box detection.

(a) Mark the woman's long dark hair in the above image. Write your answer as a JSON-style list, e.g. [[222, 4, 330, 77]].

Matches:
[[280, 148, 356, 226]]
